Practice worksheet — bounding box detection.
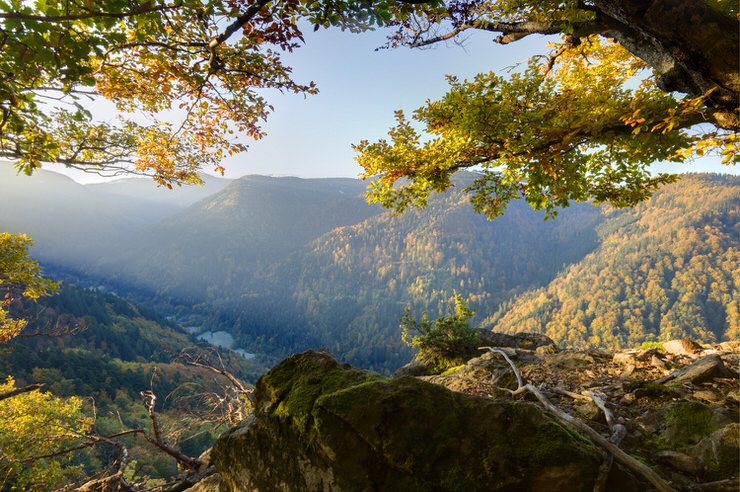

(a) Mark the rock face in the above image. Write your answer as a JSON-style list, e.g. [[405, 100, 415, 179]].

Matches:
[[211, 351, 601, 492]]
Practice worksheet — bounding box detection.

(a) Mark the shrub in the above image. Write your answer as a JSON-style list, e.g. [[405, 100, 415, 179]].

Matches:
[[400, 294, 480, 372]]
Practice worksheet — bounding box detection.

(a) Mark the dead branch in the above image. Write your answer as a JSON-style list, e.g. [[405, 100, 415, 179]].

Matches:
[[479, 347, 677, 492], [18, 430, 144, 464], [140, 390, 201, 470], [587, 390, 627, 492], [176, 350, 253, 424], [551, 387, 592, 401], [686, 479, 740, 491]]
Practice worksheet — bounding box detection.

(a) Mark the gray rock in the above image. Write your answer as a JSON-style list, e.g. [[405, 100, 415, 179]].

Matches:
[[690, 423, 740, 480], [187, 474, 222, 492], [393, 358, 431, 378], [663, 339, 703, 356], [480, 331, 558, 352], [613, 352, 637, 366], [212, 351, 601, 492], [658, 354, 737, 385], [544, 351, 595, 370]]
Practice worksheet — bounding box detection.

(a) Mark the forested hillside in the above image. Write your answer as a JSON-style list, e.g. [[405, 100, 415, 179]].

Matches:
[[281, 190, 601, 368], [83, 173, 602, 371], [0, 285, 254, 484], [485, 175, 739, 348], [1, 170, 737, 372], [94, 175, 379, 302]]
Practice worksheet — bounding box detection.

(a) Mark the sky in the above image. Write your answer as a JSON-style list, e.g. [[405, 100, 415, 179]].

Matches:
[[54, 25, 734, 184]]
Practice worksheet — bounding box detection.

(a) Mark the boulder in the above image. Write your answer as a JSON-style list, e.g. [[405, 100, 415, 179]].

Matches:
[[393, 358, 431, 378], [544, 352, 595, 370], [658, 354, 737, 385], [657, 402, 728, 450], [212, 351, 601, 492], [424, 350, 522, 395], [663, 339, 703, 356], [479, 331, 558, 352], [394, 331, 557, 377], [690, 423, 740, 480], [187, 474, 222, 492]]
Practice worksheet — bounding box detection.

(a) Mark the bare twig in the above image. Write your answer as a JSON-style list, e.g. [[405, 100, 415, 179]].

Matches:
[[140, 390, 201, 470]]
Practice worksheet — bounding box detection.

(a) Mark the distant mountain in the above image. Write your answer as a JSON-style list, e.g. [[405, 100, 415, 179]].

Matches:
[[94, 175, 381, 301], [0, 163, 229, 266], [84, 172, 602, 370], [88, 172, 231, 208], [484, 174, 739, 348], [280, 188, 601, 369], [0, 163, 168, 266]]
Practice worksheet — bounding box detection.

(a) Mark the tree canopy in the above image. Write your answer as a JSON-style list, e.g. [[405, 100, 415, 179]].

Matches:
[[0, 232, 57, 342], [0, 0, 421, 185], [355, 0, 739, 217], [1, 0, 736, 207]]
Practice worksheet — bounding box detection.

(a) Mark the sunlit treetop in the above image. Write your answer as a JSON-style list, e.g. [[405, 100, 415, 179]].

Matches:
[[0, 0, 424, 185], [356, 0, 739, 218], [0, 233, 58, 342]]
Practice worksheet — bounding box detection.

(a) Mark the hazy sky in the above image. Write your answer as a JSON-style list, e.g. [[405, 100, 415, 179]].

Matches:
[[54, 26, 733, 183]]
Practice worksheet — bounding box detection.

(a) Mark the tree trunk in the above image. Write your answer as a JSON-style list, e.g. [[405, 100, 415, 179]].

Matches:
[[593, 0, 739, 129]]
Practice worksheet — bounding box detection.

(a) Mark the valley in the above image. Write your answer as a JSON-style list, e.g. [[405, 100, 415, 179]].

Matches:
[[1, 164, 736, 373]]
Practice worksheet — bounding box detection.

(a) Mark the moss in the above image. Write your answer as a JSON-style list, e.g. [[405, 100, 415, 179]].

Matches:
[[633, 381, 681, 399], [216, 351, 602, 491], [440, 364, 465, 376], [639, 341, 665, 353], [416, 352, 468, 374], [258, 352, 384, 432], [657, 402, 717, 450]]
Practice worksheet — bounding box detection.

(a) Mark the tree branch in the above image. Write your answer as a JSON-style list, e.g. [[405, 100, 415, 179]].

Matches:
[[141, 390, 201, 470], [0, 383, 43, 402], [208, 0, 270, 50], [411, 18, 609, 48], [587, 390, 627, 492]]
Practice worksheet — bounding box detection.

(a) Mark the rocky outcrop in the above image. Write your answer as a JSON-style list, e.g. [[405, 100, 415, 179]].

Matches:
[[422, 338, 739, 490], [204, 339, 739, 492], [211, 350, 602, 491]]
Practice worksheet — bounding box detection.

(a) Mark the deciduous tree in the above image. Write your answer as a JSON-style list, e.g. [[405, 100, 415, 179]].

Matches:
[[0, 232, 57, 342], [0, 0, 420, 185], [356, 0, 738, 217]]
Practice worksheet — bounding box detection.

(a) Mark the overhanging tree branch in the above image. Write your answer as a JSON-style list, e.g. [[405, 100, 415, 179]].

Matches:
[[0, 383, 43, 402]]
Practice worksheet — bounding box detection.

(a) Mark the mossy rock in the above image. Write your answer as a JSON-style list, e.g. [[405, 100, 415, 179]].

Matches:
[[690, 423, 740, 480], [657, 402, 726, 450], [212, 351, 601, 492]]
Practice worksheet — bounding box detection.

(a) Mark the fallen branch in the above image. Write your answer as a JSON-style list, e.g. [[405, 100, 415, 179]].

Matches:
[[588, 390, 627, 492], [687, 478, 740, 491], [479, 347, 676, 492], [551, 387, 592, 401]]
